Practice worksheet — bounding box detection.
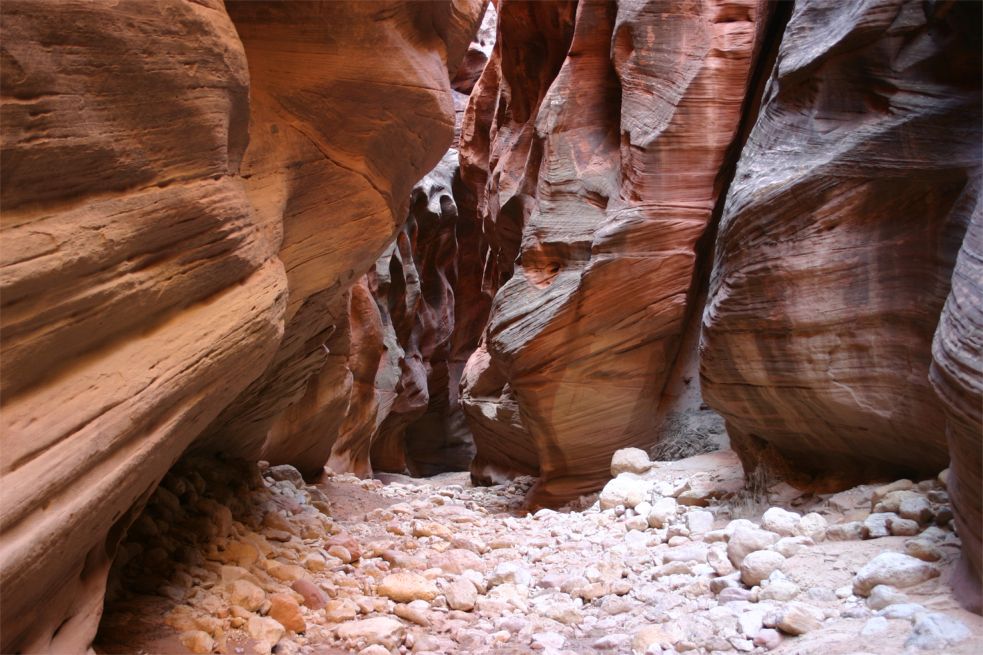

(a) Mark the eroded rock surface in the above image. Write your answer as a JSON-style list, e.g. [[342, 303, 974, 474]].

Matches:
[[0, 1, 483, 652], [98, 451, 983, 654], [700, 0, 982, 492], [931, 209, 983, 612], [459, 0, 775, 505]]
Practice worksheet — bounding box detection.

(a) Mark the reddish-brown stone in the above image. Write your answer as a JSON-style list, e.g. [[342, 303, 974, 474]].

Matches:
[[701, 0, 981, 492], [458, 0, 773, 506]]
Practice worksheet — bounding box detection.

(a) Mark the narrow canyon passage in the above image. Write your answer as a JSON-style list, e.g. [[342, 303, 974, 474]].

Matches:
[[1, 0, 981, 654], [95, 452, 981, 654]]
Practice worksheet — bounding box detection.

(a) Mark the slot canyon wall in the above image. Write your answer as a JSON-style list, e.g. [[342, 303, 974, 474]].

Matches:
[[699, 0, 982, 607], [1, 2, 981, 653], [457, 0, 980, 601], [0, 0, 485, 652], [458, 0, 777, 505]]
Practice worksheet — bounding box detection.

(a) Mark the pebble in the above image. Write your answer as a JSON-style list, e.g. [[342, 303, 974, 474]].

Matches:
[[826, 521, 864, 541], [610, 448, 653, 476], [268, 593, 305, 633], [761, 507, 801, 536], [775, 602, 823, 635], [753, 628, 782, 650], [336, 617, 405, 650], [727, 525, 780, 567], [488, 561, 532, 587], [866, 585, 908, 610], [247, 615, 286, 645], [104, 457, 972, 655], [686, 510, 715, 535], [444, 577, 478, 611], [227, 579, 265, 612], [599, 474, 651, 510], [647, 496, 678, 528], [740, 550, 786, 586], [905, 612, 971, 649], [179, 630, 214, 654], [377, 571, 438, 602], [853, 553, 940, 596], [904, 537, 943, 562]]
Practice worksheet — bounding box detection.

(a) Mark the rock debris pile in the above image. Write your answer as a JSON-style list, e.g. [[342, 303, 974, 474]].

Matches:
[[98, 449, 980, 655]]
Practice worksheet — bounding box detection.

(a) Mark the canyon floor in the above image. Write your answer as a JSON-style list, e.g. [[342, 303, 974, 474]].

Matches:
[[95, 451, 983, 655]]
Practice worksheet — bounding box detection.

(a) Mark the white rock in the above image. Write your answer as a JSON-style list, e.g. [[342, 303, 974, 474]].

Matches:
[[686, 510, 715, 535], [853, 553, 939, 596], [863, 512, 897, 539], [773, 536, 813, 558], [663, 542, 709, 564], [879, 603, 927, 620], [444, 577, 478, 611], [759, 579, 799, 601], [728, 525, 780, 567], [826, 521, 864, 541], [647, 497, 678, 529], [488, 561, 532, 588], [532, 631, 566, 650], [337, 617, 405, 650], [357, 647, 391, 655], [611, 448, 653, 476], [179, 631, 214, 655], [753, 628, 782, 650], [761, 508, 801, 536], [861, 616, 890, 637], [737, 609, 766, 636], [741, 550, 786, 586], [899, 495, 933, 524], [600, 474, 652, 511], [798, 513, 827, 540], [708, 543, 735, 576], [866, 584, 908, 610], [889, 518, 920, 536], [905, 612, 971, 650]]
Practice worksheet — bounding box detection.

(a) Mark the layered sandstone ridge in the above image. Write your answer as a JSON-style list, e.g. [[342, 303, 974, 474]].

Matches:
[[701, 0, 981, 489], [0, 1, 483, 652], [700, 0, 982, 605], [459, 0, 774, 505], [931, 209, 983, 611]]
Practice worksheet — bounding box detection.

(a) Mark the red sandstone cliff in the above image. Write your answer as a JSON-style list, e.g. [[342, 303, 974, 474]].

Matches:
[[700, 0, 981, 490], [0, 1, 483, 651], [458, 0, 774, 505]]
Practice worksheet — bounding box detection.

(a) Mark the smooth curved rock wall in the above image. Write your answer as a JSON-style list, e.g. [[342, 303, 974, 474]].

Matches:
[[931, 207, 983, 612], [701, 0, 981, 491], [459, 0, 773, 506], [0, 1, 483, 651]]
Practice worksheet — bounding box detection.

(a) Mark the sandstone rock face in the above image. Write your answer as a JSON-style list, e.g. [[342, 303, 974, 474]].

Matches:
[[459, 0, 774, 505], [207, 0, 483, 473], [700, 0, 981, 491], [931, 209, 983, 611], [0, 1, 483, 652]]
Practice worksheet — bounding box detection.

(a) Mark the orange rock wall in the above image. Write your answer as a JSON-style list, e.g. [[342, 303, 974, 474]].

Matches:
[[0, 1, 483, 651]]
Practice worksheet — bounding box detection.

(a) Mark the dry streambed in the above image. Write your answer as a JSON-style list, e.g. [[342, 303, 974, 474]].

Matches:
[[96, 451, 982, 655]]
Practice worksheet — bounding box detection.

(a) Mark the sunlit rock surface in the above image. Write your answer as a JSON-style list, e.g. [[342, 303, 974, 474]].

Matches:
[[0, 1, 483, 651]]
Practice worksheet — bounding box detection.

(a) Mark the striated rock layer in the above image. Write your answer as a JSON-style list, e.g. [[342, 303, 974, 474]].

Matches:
[[701, 0, 981, 490], [0, 1, 483, 652], [931, 207, 983, 612], [459, 0, 774, 505]]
